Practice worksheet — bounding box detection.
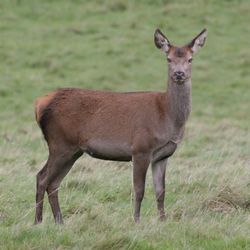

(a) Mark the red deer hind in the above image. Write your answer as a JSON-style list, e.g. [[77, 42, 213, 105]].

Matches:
[[34, 28, 207, 224]]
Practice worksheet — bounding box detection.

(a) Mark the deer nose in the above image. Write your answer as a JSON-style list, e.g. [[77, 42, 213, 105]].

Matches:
[[174, 71, 185, 79]]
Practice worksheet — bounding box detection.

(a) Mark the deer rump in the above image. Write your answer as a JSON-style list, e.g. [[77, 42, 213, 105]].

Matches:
[[35, 88, 170, 162]]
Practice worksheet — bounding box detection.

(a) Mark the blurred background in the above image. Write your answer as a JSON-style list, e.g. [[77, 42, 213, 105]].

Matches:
[[0, 0, 249, 249]]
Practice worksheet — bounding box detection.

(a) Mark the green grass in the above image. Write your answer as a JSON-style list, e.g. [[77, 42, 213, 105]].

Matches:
[[0, 0, 250, 249]]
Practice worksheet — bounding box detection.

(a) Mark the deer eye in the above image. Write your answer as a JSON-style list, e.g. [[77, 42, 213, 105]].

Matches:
[[188, 58, 193, 63], [167, 58, 172, 63]]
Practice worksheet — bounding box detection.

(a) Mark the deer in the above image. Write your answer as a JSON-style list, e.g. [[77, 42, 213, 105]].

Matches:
[[34, 28, 207, 224]]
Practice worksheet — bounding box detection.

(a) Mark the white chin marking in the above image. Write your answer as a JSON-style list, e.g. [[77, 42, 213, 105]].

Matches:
[[175, 80, 185, 85]]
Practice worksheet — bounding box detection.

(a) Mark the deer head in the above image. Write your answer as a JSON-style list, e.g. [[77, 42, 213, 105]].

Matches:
[[154, 28, 207, 84]]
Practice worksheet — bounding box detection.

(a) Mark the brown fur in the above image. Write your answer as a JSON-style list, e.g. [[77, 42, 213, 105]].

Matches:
[[34, 28, 207, 224], [35, 91, 57, 125]]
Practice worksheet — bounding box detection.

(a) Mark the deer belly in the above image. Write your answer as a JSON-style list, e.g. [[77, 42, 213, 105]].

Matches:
[[86, 140, 132, 162]]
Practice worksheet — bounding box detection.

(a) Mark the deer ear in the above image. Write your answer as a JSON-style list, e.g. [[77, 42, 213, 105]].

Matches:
[[188, 29, 207, 54], [154, 29, 171, 54]]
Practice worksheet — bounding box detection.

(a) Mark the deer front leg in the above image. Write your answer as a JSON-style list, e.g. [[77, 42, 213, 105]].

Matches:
[[151, 158, 167, 220], [132, 153, 150, 223]]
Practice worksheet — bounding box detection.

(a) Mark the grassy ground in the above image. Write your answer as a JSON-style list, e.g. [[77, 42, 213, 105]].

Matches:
[[0, 0, 250, 249]]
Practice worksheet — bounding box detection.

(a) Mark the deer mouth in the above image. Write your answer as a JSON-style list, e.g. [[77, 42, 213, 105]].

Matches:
[[172, 76, 186, 84]]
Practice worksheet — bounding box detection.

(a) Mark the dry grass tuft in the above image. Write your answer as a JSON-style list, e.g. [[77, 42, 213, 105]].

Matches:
[[203, 186, 250, 213], [93, 236, 132, 250]]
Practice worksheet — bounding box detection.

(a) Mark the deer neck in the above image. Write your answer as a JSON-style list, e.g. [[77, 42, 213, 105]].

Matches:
[[166, 76, 192, 127]]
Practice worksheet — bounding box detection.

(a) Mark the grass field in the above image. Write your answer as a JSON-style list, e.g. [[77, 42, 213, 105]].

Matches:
[[0, 0, 250, 249]]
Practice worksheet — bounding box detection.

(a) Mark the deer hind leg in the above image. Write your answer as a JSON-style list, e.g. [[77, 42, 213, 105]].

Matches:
[[35, 162, 49, 224], [35, 149, 82, 224], [151, 158, 167, 221], [46, 150, 83, 224], [132, 153, 150, 223]]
